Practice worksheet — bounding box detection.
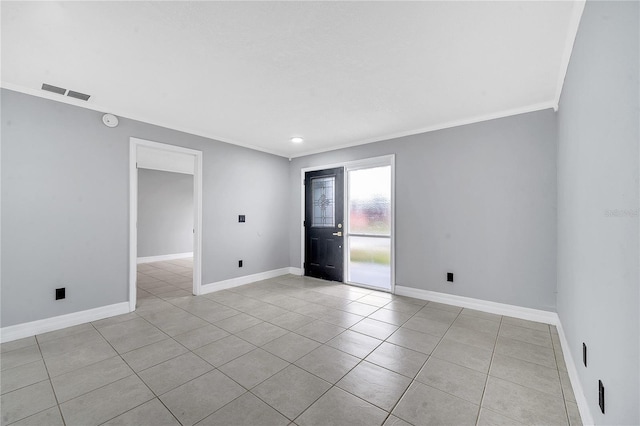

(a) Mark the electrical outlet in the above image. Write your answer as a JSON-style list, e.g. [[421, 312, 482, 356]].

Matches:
[[55, 287, 66, 300], [599, 380, 605, 414], [583, 343, 587, 367], [447, 272, 454, 282], [238, 260, 243, 268], [238, 215, 246, 223]]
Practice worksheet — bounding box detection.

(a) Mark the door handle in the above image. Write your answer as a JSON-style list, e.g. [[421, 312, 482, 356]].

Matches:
[[332, 231, 342, 237]]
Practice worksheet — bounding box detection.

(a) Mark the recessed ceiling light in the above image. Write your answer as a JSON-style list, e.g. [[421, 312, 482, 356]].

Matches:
[[290, 137, 304, 144]]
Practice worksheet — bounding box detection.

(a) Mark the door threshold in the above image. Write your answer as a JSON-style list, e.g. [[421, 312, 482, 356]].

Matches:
[[346, 281, 393, 294]]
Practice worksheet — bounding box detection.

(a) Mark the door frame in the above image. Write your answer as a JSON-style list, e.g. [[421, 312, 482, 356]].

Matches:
[[300, 154, 396, 293], [129, 137, 204, 312]]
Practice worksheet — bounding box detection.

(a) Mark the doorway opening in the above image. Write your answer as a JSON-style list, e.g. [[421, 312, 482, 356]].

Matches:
[[301, 155, 395, 293], [136, 169, 194, 302], [129, 138, 203, 311]]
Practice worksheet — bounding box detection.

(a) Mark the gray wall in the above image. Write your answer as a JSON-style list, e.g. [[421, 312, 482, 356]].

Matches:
[[556, 1, 639, 424], [137, 169, 194, 258], [1, 88, 290, 327], [289, 110, 558, 311]]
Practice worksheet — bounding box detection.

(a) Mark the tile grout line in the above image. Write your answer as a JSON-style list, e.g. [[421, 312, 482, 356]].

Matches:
[[247, 371, 332, 424], [478, 320, 569, 425], [379, 303, 466, 425], [134, 274, 321, 425], [5, 260, 569, 426], [195, 276, 563, 424], [284, 293, 495, 425], [385, 303, 470, 423], [550, 324, 573, 425], [86, 320, 183, 426], [84, 318, 179, 424], [32, 334, 67, 426], [0, 358, 49, 396], [476, 314, 504, 425], [200, 285, 420, 424], [92, 286, 275, 425]]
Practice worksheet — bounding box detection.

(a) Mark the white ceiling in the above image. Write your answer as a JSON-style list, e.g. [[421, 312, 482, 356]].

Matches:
[[1, 1, 584, 158]]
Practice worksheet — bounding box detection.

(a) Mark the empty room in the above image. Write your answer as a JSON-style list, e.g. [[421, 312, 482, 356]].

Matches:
[[1, 1, 638, 426]]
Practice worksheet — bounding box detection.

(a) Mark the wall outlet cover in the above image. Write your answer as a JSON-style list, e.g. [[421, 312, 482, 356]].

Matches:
[[55, 287, 66, 300]]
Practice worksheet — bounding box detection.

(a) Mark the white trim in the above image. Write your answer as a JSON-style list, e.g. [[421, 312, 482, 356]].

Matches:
[[390, 155, 396, 293], [344, 158, 395, 293], [555, 321, 594, 426], [394, 286, 559, 325], [200, 268, 293, 295], [129, 141, 138, 312], [2, 83, 557, 160], [301, 155, 397, 174], [289, 102, 557, 158], [0, 302, 130, 343], [130, 137, 203, 156], [1, 82, 289, 158], [288, 267, 304, 276], [193, 151, 204, 296], [394, 285, 592, 424], [137, 164, 193, 175], [346, 281, 394, 294], [137, 145, 195, 175], [130, 138, 203, 308], [137, 252, 193, 264], [553, 1, 586, 110]]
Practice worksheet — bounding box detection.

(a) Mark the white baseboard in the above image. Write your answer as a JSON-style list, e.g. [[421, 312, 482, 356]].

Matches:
[[288, 267, 304, 276], [201, 267, 294, 295], [137, 252, 193, 264], [395, 286, 559, 325], [0, 302, 130, 343], [394, 285, 593, 424], [555, 321, 593, 425]]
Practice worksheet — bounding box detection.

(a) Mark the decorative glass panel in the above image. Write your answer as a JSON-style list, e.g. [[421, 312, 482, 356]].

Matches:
[[348, 166, 391, 235], [311, 176, 335, 227], [348, 236, 391, 289]]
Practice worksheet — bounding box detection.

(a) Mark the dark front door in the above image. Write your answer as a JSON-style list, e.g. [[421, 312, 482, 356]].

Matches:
[[305, 168, 344, 282]]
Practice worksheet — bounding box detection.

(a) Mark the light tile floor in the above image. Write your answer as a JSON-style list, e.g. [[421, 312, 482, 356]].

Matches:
[[1, 259, 583, 426]]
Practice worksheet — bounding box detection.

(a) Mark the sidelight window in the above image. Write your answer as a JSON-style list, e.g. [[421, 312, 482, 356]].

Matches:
[[347, 165, 392, 290]]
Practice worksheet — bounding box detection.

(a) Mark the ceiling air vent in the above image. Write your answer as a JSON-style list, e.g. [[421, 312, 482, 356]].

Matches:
[[67, 90, 91, 101], [41, 83, 66, 95], [41, 83, 91, 101]]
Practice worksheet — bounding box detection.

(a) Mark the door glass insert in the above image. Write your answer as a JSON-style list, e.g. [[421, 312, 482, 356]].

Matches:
[[311, 176, 335, 227]]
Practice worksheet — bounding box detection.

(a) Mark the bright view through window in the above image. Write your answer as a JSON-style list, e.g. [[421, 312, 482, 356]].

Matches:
[[347, 165, 391, 290]]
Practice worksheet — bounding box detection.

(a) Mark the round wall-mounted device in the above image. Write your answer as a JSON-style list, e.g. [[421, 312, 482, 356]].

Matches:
[[102, 113, 119, 128]]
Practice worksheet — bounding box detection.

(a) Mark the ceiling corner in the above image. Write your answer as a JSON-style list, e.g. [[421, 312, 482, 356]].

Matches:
[[553, 0, 587, 110]]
